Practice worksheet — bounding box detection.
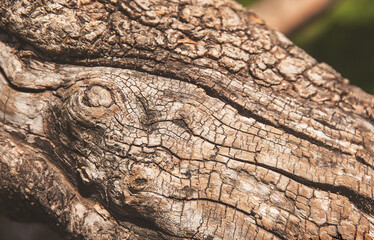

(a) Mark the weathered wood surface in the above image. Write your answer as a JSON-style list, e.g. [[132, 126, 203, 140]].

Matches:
[[0, 0, 374, 239]]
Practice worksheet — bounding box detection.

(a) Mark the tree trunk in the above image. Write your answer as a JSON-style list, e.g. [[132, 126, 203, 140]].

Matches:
[[0, 0, 374, 239]]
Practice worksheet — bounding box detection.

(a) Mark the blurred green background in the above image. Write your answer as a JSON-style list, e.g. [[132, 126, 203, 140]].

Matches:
[[240, 0, 374, 94]]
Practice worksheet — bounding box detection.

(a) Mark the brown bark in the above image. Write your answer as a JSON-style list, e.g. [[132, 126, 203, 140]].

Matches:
[[0, 0, 374, 239]]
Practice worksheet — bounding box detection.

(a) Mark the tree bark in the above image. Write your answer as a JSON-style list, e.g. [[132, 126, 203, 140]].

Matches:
[[0, 0, 374, 239]]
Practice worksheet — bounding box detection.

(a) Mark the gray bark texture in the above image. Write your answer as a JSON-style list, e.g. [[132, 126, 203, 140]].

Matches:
[[0, 0, 374, 239]]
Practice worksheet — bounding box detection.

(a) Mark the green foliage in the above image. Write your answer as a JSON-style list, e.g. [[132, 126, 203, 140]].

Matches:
[[238, 0, 258, 6], [292, 0, 374, 94]]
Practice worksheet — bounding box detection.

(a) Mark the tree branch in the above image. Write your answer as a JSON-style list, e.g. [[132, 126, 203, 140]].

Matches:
[[0, 0, 373, 239], [249, 0, 337, 34]]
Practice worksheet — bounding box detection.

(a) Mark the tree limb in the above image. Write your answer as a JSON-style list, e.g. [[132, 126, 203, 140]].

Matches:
[[0, 0, 374, 239], [248, 0, 337, 34]]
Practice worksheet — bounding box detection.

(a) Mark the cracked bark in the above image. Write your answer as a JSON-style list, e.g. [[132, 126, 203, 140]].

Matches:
[[0, 0, 374, 239]]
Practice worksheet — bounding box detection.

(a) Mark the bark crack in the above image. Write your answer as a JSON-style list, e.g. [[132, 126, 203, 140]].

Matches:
[[227, 154, 374, 215], [139, 191, 287, 240], [0, 66, 57, 93]]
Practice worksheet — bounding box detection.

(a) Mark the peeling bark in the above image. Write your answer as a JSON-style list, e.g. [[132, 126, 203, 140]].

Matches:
[[0, 0, 374, 239]]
